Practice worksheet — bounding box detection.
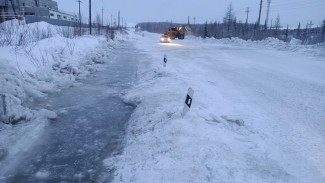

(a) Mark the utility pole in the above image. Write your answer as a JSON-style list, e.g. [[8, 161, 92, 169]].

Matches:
[[245, 7, 250, 24], [193, 16, 196, 25], [257, 0, 263, 30], [188, 16, 189, 24], [77, 0, 82, 35], [265, 0, 271, 29], [89, 0, 91, 34], [101, 7, 104, 26]]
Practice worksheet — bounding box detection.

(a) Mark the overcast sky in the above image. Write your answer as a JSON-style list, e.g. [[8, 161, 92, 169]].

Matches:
[[55, 0, 325, 27]]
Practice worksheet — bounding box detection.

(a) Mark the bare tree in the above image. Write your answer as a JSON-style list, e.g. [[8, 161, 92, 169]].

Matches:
[[302, 23, 309, 44], [96, 13, 101, 35], [273, 15, 281, 37], [296, 22, 301, 39], [223, 2, 235, 35], [274, 15, 281, 29], [321, 20, 325, 42]]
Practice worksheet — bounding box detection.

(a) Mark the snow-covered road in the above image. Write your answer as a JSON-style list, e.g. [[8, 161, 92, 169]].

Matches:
[[1, 41, 139, 182], [1, 28, 324, 182], [111, 32, 325, 182]]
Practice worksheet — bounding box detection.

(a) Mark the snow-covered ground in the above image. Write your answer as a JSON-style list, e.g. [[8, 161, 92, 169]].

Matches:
[[206, 37, 325, 58], [0, 20, 127, 178], [108, 31, 325, 182], [1, 20, 325, 182]]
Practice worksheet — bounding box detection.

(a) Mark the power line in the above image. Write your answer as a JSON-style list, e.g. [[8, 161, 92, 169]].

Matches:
[[271, 0, 323, 7], [233, 0, 324, 16], [271, 2, 325, 11]]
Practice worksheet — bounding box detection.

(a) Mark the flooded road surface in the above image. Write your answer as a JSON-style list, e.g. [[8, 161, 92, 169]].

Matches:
[[4, 41, 139, 182]]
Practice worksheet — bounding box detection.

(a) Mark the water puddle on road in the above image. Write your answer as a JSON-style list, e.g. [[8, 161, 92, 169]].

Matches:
[[3, 41, 139, 183]]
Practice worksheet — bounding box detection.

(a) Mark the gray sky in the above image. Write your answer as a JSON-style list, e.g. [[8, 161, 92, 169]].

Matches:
[[56, 0, 325, 27]]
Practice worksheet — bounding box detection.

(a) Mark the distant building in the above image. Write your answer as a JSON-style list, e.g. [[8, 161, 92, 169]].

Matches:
[[0, 0, 78, 23]]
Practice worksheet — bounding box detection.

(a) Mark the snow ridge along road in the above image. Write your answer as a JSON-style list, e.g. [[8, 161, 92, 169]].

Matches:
[[109, 31, 325, 183], [1, 41, 139, 182]]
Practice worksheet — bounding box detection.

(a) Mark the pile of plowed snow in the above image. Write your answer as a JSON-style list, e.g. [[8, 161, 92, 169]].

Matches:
[[185, 36, 325, 57], [0, 20, 126, 125]]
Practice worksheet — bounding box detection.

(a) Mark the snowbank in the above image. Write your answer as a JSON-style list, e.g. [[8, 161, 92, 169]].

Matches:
[[108, 31, 325, 183], [0, 20, 126, 124], [184, 36, 325, 57], [0, 19, 61, 47], [0, 60, 33, 124]]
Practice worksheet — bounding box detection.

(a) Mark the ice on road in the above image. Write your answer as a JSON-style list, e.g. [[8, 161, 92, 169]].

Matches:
[[1, 41, 139, 182]]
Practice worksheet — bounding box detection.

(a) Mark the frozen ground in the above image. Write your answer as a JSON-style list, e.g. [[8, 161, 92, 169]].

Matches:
[[108, 31, 325, 183]]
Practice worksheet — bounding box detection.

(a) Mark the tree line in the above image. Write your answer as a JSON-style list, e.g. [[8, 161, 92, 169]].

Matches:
[[136, 3, 325, 45]]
